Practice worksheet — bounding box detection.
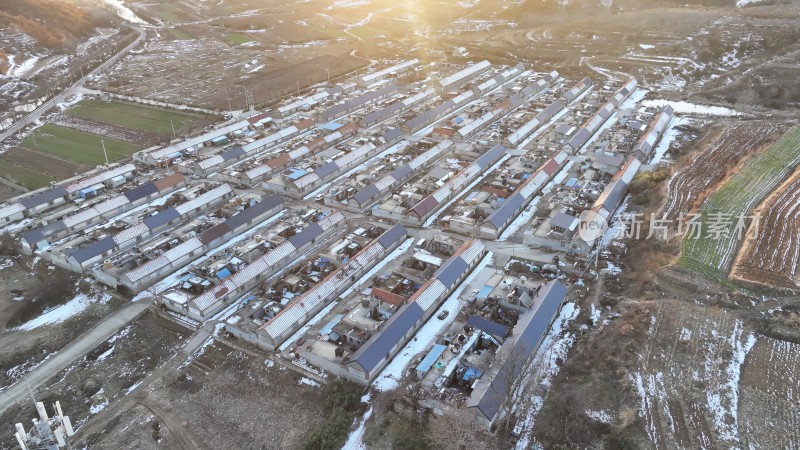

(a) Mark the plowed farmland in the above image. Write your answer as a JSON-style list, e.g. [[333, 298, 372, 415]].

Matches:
[[663, 121, 792, 220], [677, 126, 800, 281], [739, 337, 800, 449], [732, 167, 800, 289]]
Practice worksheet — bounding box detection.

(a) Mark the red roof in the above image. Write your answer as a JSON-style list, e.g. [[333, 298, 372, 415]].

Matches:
[[371, 288, 406, 307]]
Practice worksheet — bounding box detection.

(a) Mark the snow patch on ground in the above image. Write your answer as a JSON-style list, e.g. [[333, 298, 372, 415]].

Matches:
[[642, 99, 740, 117], [513, 302, 581, 450], [14, 292, 111, 331], [299, 377, 321, 388], [342, 406, 373, 450], [649, 116, 689, 164]]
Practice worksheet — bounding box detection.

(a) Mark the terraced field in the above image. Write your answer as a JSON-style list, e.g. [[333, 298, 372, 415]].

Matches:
[[663, 121, 791, 220], [732, 167, 800, 288], [676, 126, 800, 281]]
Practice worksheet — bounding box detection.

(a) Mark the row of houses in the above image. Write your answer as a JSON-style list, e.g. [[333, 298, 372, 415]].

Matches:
[[265, 128, 404, 197], [454, 73, 556, 142], [162, 210, 348, 321], [0, 164, 137, 225], [437, 60, 492, 92], [566, 79, 638, 152], [478, 150, 571, 238], [52, 184, 234, 272], [349, 140, 455, 210], [632, 105, 675, 160], [181, 119, 316, 176], [275, 83, 357, 117], [347, 239, 487, 383], [394, 144, 508, 225], [237, 122, 360, 185], [359, 59, 420, 87], [99, 194, 286, 293], [20, 173, 186, 254], [232, 224, 410, 350]]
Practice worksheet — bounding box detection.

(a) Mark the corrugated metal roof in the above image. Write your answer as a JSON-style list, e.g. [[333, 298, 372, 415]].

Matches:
[[317, 210, 346, 230], [66, 164, 135, 192], [175, 185, 232, 215], [113, 223, 149, 245], [19, 187, 69, 209], [263, 241, 295, 266], [467, 316, 508, 339], [413, 279, 447, 311], [143, 207, 180, 230], [377, 224, 407, 249], [67, 236, 116, 264], [225, 195, 283, 230], [289, 223, 323, 248], [0, 203, 25, 219], [351, 302, 424, 374], [124, 182, 158, 202], [434, 256, 469, 289]]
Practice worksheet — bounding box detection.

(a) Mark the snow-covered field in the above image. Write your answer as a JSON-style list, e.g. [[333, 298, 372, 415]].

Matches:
[[641, 99, 740, 117]]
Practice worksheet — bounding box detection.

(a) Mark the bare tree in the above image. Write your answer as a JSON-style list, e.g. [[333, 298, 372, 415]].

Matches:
[[427, 408, 483, 450]]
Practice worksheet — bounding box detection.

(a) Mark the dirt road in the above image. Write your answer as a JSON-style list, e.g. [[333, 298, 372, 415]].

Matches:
[[0, 298, 153, 416]]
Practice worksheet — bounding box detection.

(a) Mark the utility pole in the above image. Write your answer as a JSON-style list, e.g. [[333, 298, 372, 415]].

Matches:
[[325, 68, 330, 84], [170, 120, 176, 138], [101, 139, 109, 165], [296, 80, 300, 95]]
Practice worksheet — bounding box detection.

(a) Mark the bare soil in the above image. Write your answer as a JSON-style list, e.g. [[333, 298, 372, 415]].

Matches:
[[2, 147, 85, 180], [78, 343, 327, 450]]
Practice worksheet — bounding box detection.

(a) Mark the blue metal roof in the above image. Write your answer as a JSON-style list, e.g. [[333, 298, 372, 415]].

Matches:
[[124, 182, 158, 202], [224, 195, 282, 230], [315, 161, 339, 178], [467, 316, 508, 340], [220, 146, 246, 161], [416, 344, 447, 378], [486, 193, 525, 230], [19, 187, 69, 209], [289, 223, 323, 248], [143, 207, 180, 230], [377, 224, 407, 249], [352, 302, 424, 375], [22, 220, 67, 245], [381, 127, 402, 144], [471, 281, 567, 422], [353, 184, 379, 205], [390, 164, 412, 181], [321, 122, 344, 131], [287, 168, 308, 180], [474, 144, 506, 168], [67, 236, 116, 264], [434, 256, 469, 289]]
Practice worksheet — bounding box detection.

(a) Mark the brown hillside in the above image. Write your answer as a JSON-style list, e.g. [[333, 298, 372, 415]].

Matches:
[[0, 0, 101, 50]]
